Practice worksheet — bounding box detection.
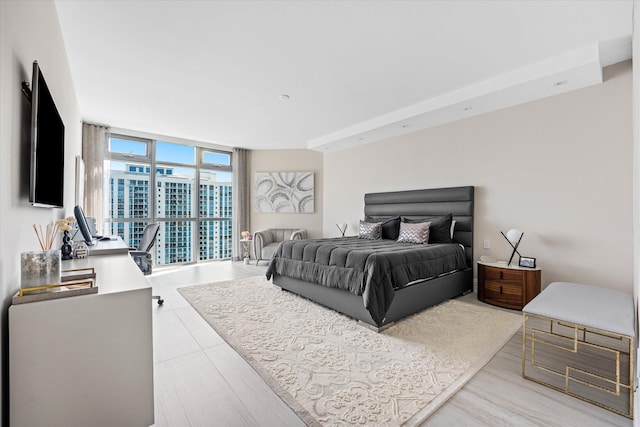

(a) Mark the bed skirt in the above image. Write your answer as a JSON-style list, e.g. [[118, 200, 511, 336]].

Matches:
[[272, 268, 473, 330]]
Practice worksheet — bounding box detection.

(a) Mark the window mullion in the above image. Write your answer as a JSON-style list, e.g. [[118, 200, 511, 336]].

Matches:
[[150, 141, 157, 224], [195, 147, 202, 264]]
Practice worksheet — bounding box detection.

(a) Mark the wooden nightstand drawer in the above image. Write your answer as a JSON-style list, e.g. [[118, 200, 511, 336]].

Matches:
[[484, 281, 523, 309], [483, 266, 523, 286], [477, 262, 541, 310]]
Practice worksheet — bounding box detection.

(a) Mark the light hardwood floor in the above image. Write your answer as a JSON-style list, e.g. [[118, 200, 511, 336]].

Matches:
[[148, 261, 632, 427]]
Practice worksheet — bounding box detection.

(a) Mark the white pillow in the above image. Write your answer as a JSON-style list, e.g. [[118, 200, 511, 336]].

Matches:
[[397, 221, 430, 244]]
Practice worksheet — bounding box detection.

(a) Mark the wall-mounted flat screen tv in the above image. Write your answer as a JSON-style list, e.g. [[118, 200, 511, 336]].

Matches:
[[30, 60, 65, 208]]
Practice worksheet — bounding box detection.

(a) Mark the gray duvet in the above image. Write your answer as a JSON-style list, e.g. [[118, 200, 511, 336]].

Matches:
[[265, 237, 468, 326]]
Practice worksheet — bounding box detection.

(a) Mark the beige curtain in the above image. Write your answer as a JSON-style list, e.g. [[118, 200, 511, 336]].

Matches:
[[232, 148, 250, 261], [82, 122, 109, 233]]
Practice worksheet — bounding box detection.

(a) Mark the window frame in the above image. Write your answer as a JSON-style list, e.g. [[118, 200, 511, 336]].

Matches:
[[108, 134, 151, 164], [105, 133, 233, 265], [201, 149, 232, 172], [197, 147, 233, 262]]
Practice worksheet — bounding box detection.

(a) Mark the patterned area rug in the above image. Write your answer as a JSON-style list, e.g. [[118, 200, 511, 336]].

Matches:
[[178, 276, 521, 426]]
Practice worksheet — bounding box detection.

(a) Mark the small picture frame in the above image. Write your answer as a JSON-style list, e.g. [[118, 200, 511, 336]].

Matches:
[[519, 256, 536, 268]]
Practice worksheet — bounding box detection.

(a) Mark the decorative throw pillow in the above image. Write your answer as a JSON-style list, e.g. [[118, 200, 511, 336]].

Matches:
[[364, 216, 400, 240], [402, 213, 453, 244], [397, 221, 430, 244], [358, 220, 382, 240]]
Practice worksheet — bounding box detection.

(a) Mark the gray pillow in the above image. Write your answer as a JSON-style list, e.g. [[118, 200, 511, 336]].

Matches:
[[358, 220, 382, 240], [402, 213, 453, 243], [364, 216, 400, 240]]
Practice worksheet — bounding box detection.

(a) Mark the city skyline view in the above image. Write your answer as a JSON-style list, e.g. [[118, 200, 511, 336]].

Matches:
[[106, 137, 233, 265]]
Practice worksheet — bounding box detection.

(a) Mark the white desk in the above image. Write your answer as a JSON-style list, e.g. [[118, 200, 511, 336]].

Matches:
[[9, 253, 154, 427], [88, 236, 129, 256]]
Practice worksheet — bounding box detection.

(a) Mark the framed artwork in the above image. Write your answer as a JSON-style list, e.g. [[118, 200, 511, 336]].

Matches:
[[255, 172, 314, 213]]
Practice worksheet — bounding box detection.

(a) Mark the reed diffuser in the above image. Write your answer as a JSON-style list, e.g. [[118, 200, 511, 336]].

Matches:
[[20, 220, 70, 291], [33, 223, 58, 251]]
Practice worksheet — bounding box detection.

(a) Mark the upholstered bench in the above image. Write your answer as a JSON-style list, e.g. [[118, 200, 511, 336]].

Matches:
[[522, 282, 635, 418]]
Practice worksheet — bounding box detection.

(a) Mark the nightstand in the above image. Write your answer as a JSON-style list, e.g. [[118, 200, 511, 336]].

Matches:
[[477, 261, 541, 310]]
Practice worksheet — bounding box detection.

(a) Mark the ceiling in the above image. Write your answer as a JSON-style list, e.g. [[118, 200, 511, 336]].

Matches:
[[54, 0, 633, 152]]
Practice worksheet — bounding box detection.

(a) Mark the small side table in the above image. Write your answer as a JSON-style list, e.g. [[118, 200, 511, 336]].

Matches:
[[240, 239, 251, 264], [477, 261, 541, 310]]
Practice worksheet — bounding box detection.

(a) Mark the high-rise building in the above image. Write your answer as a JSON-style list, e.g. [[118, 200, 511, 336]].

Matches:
[[107, 164, 232, 264], [198, 170, 233, 261]]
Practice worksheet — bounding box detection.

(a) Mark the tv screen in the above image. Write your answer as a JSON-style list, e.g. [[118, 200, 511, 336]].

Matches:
[[30, 61, 65, 208]]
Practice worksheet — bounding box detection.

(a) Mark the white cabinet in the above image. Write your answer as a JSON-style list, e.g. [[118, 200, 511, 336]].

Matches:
[[9, 251, 154, 427]]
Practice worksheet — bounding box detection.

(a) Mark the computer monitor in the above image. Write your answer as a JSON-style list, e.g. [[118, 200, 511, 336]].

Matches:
[[74, 205, 94, 246]]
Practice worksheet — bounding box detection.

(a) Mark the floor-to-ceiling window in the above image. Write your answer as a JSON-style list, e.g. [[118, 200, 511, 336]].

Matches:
[[155, 141, 196, 264], [105, 134, 233, 265], [199, 150, 232, 261]]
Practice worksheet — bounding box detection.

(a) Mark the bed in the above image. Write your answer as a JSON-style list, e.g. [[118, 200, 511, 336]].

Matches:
[[266, 186, 474, 330]]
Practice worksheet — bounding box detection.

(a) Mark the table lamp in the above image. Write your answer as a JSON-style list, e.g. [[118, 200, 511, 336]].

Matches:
[[336, 222, 347, 237], [501, 228, 523, 266]]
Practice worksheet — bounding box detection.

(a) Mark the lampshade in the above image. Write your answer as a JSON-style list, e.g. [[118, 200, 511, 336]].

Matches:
[[506, 229, 523, 244]]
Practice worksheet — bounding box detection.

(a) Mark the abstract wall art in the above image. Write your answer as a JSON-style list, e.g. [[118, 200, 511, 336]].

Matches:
[[255, 172, 314, 213]]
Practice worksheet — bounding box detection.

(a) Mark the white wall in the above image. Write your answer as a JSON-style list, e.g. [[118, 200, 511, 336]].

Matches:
[[323, 61, 633, 293], [249, 149, 323, 239], [0, 0, 81, 420], [632, 1, 639, 425]]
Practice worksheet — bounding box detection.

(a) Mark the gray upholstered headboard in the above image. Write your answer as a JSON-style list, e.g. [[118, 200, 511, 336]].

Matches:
[[363, 186, 474, 268]]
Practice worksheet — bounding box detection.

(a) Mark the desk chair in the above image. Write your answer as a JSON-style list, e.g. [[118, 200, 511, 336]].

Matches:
[[129, 223, 163, 305]]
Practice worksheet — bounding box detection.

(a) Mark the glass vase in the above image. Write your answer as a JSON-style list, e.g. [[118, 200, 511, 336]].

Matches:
[[20, 249, 61, 293]]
